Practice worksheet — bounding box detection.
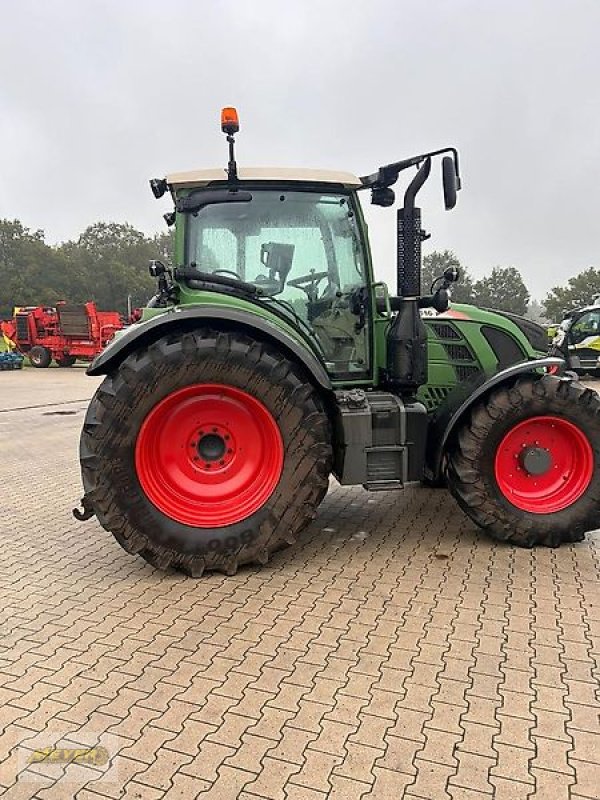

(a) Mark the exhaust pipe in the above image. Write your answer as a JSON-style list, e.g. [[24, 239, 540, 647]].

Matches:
[[386, 158, 431, 394]]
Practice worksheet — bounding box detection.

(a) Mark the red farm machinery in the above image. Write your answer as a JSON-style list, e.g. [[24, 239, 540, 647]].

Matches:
[[2, 302, 123, 367]]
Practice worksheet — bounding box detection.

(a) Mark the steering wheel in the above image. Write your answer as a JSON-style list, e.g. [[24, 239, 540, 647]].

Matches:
[[287, 270, 330, 298], [213, 269, 243, 280]]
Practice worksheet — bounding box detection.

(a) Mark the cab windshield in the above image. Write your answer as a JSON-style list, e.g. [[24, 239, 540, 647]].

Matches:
[[185, 189, 370, 378]]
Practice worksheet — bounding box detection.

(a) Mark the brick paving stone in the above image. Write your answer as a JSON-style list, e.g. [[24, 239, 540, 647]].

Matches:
[[570, 730, 600, 764], [328, 773, 372, 799], [130, 746, 194, 791], [288, 748, 343, 793], [270, 726, 316, 764], [570, 758, 600, 799], [491, 743, 536, 785], [370, 766, 416, 798], [333, 741, 383, 784], [224, 733, 275, 773], [449, 750, 495, 794], [1, 371, 599, 800], [531, 766, 576, 800], [284, 785, 328, 800], [244, 757, 300, 799], [489, 775, 535, 799], [406, 757, 456, 799], [162, 771, 212, 797]]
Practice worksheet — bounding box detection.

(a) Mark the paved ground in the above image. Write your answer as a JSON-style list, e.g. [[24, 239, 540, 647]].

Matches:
[[0, 369, 599, 800]]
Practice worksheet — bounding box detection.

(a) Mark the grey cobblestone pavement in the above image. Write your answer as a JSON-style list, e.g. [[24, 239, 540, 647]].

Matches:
[[0, 369, 599, 799]]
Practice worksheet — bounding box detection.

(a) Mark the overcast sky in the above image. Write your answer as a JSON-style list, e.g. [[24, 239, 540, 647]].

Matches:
[[1, 0, 599, 299]]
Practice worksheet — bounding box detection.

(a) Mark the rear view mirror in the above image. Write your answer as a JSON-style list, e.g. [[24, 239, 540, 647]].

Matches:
[[442, 156, 458, 210], [443, 266, 460, 283]]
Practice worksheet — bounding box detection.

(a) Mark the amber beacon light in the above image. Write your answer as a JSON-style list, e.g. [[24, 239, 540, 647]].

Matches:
[[221, 107, 239, 134]]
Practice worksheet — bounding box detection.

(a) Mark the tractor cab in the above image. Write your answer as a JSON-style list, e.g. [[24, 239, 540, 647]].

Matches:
[[146, 106, 463, 393], [166, 170, 371, 380]]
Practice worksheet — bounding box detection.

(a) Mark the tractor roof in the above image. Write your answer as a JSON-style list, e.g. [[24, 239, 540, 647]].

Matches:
[[166, 166, 363, 190]]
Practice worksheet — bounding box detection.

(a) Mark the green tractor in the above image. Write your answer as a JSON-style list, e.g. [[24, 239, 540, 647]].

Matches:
[[74, 108, 600, 575]]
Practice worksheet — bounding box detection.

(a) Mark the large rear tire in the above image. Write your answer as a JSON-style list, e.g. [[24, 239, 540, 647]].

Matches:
[[446, 375, 600, 547], [79, 329, 332, 575]]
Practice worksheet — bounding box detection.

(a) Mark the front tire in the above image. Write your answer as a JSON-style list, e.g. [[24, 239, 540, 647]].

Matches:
[[79, 329, 332, 575], [446, 375, 600, 547], [29, 346, 52, 368]]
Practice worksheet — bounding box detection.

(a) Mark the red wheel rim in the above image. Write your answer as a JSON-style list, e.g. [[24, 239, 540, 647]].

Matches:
[[494, 415, 593, 513], [135, 384, 284, 527]]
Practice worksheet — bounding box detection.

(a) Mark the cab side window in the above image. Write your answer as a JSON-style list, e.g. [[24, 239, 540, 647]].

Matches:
[[570, 311, 600, 343]]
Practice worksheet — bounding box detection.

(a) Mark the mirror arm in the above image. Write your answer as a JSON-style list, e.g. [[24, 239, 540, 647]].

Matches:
[[360, 146, 460, 190], [403, 158, 432, 210]]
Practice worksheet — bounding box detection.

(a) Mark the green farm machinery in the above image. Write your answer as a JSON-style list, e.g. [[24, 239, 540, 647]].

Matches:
[[74, 108, 600, 575]]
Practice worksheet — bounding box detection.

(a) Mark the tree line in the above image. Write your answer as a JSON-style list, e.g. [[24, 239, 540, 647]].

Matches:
[[424, 251, 600, 321], [0, 218, 596, 322], [0, 219, 172, 319]]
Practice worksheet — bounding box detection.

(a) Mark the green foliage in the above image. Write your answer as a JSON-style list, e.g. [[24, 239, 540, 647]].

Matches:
[[544, 267, 600, 321], [0, 220, 64, 316], [422, 250, 474, 303], [0, 219, 173, 319], [472, 266, 530, 316], [2, 216, 590, 328]]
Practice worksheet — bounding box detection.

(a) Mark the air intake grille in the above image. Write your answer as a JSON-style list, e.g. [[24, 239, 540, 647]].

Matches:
[[429, 322, 461, 340], [443, 343, 473, 361], [420, 386, 451, 412], [456, 365, 480, 382]]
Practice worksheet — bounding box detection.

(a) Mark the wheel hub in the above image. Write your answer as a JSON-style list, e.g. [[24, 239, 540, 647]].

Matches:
[[494, 415, 593, 514], [135, 383, 284, 527], [189, 423, 235, 471], [519, 446, 552, 476], [197, 432, 227, 463]]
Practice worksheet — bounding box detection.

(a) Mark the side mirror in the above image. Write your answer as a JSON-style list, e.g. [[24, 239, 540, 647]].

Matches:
[[371, 187, 395, 207], [432, 287, 450, 313], [149, 260, 167, 277], [442, 156, 458, 210], [443, 266, 460, 283]]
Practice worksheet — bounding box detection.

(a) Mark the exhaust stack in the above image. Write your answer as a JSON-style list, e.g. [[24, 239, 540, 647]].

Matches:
[[386, 159, 432, 394]]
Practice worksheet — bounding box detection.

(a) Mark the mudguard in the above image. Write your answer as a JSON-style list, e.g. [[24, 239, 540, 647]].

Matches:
[[425, 356, 566, 480], [87, 305, 332, 391]]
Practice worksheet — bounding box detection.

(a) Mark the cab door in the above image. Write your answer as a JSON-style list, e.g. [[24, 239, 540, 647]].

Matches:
[[567, 309, 600, 373]]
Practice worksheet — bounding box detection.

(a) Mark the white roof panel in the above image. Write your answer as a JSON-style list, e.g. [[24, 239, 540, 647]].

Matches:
[[166, 166, 362, 189]]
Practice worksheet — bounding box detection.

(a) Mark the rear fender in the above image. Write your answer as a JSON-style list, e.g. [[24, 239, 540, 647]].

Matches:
[[426, 357, 566, 480], [87, 305, 332, 391]]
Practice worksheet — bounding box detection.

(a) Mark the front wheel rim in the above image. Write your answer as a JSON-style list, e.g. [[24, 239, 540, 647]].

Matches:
[[135, 383, 284, 527], [494, 415, 593, 513]]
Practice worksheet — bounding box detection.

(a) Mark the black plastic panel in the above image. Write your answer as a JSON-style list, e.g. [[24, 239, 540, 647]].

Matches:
[[481, 325, 526, 369]]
